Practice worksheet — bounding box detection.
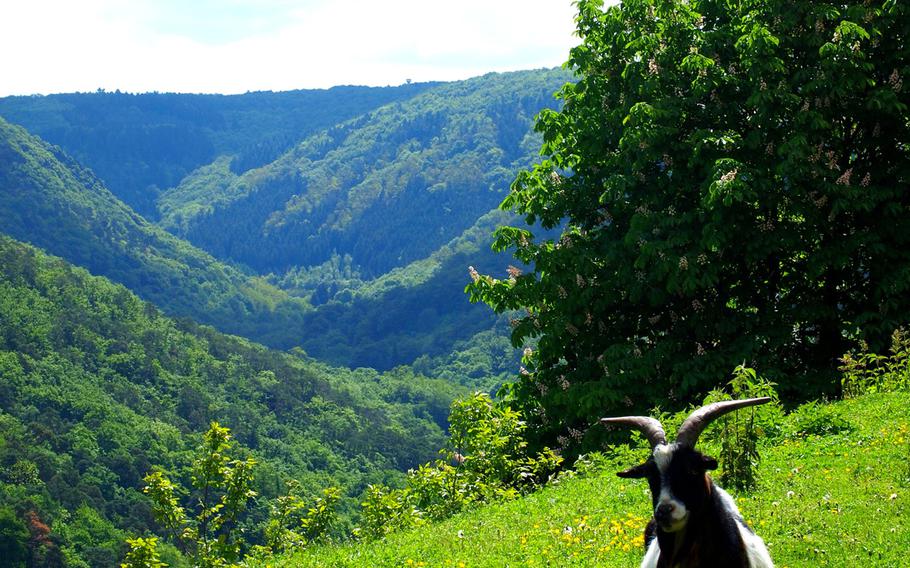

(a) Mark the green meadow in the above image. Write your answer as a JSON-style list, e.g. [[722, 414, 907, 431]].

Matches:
[[259, 391, 909, 567]]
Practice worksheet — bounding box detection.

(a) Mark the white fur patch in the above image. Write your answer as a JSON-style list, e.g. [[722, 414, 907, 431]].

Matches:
[[742, 529, 775, 568], [652, 443, 676, 473], [715, 487, 775, 567], [714, 486, 744, 519], [657, 487, 689, 529], [640, 537, 660, 568]]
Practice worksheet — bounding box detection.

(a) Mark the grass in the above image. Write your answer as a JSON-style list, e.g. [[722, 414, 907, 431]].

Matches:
[[254, 391, 910, 567]]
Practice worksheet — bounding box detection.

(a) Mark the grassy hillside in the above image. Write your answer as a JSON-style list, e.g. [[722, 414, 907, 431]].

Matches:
[[0, 84, 436, 217], [0, 235, 464, 567], [259, 391, 910, 567]]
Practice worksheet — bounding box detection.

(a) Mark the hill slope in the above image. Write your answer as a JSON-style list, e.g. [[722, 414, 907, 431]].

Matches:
[[0, 116, 317, 346], [288, 209, 520, 371], [0, 115, 524, 368], [0, 235, 461, 567], [0, 84, 436, 217], [260, 391, 910, 567], [0, 71, 571, 369], [159, 69, 570, 278]]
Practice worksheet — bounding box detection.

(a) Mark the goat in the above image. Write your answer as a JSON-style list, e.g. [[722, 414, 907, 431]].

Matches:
[[601, 398, 775, 568]]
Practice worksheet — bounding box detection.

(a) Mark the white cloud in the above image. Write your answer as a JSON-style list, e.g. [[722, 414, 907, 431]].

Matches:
[[0, 0, 579, 95]]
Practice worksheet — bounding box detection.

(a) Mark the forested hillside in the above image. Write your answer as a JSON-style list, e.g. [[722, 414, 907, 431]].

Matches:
[[157, 69, 570, 278], [0, 115, 527, 371], [0, 84, 436, 217], [0, 235, 460, 567], [0, 117, 320, 346], [1, 0, 908, 566], [290, 210, 520, 372], [0, 70, 571, 372]]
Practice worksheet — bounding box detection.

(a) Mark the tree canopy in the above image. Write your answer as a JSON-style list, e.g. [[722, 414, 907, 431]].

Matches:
[[469, 0, 910, 453], [0, 235, 459, 567]]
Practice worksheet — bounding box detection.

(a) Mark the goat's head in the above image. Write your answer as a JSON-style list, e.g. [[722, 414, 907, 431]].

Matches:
[[601, 398, 770, 533]]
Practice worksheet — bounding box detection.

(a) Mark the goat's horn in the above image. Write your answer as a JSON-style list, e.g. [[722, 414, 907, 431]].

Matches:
[[675, 397, 772, 448], [600, 416, 667, 448]]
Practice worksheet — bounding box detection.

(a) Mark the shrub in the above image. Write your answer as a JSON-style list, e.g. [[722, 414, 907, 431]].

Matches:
[[128, 422, 258, 568], [259, 482, 340, 555], [121, 537, 166, 568], [359, 392, 562, 539], [841, 329, 910, 398], [702, 366, 781, 491], [787, 401, 855, 438], [358, 485, 424, 541]]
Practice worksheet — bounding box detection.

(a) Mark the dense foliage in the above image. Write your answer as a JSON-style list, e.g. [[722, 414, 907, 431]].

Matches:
[[0, 236, 461, 567], [123, 392, 561, 566], [469, 0, 910, 453], [0, 85, 435, 217], [290, 211, 521, 372], [139, 423, 260, 567], [358, 392, 562, 541]]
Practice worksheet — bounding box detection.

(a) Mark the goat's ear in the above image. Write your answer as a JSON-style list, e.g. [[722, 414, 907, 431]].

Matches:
[[617, 463, 650, 478], [701, 455, 718, 471]]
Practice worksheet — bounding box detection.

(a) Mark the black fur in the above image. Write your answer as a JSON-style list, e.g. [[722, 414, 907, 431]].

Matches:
[[619, 446, 750, 567]]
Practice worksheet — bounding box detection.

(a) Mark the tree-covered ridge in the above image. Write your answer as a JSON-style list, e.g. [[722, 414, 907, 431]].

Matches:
[[156, 155, 245, 235], [161, 69, 572, 277], [1, 71, 573, 370], [0, 84, 437, 217], [0, 235, 460, 567], [0, 116, 319, 348], [283, 210, 523, 372], [0, 114, 530, 371]]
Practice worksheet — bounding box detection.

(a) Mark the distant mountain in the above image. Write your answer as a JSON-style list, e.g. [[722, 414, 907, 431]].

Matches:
[[158, 69, 571, 278], [0, 117, 311, 344], [0, 84, 436, 217], [0, 235, 458, 567], [0, 69, 573, 371]]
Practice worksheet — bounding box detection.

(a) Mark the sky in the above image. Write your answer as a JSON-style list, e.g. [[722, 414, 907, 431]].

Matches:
[[0, 0, 581, 96]]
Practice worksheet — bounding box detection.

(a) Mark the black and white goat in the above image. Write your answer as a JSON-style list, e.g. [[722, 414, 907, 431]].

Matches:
[[602, 398, 774, 568]]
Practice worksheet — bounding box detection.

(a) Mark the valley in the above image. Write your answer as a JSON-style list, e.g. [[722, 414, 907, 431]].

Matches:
[[0, 68, 571, 566], [1, 0, 907, 565]]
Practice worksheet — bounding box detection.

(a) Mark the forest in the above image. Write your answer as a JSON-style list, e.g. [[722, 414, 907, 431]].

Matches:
[[0, 68, 569, 566], [0, 235, 460, 566], [0, 0, 908, 566], [0, 84, 437, 218]]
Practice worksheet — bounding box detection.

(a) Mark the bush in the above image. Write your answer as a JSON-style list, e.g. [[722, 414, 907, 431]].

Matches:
[[359, 392, 563, 540], [127, 422, 258, 567], [787, 401, 855, 438], [701, 366, 782, 491], [259, 483, 340, 555], [841, 329, 910, 398], [358, 485, 424, 541]]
